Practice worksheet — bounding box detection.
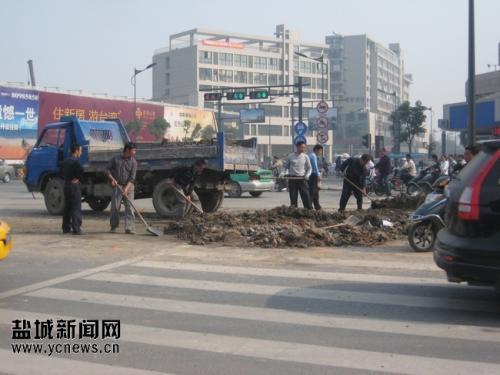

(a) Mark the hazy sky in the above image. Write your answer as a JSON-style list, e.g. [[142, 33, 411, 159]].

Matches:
[[3, 0, 499, 123]]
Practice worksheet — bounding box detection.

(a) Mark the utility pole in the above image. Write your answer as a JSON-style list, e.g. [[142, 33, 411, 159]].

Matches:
[[27, 60, 36, 87], [298, 76, 303, 123], [467, 0, 476, 146], [291, 97, 295, 151]]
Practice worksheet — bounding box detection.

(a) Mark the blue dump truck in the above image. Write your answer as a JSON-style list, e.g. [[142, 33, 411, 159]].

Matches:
[[24, 116, 260, 218]]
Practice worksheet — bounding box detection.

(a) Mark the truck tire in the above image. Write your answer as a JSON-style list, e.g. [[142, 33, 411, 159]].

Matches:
[[44, 177, 65, 215], [152, 179, 189, 219], [197, 190, 224, 213], [87, 197, 111, 212], [249, 191, 263, 198]]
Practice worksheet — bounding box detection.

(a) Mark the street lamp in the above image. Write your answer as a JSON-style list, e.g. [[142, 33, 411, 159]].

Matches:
[[131, 62, 156, 120], [423, 106, 433, 156], [294, 52, 327, 100]]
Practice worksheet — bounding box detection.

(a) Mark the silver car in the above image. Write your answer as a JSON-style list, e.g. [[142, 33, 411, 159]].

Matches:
[[0, 159, 15, 183]]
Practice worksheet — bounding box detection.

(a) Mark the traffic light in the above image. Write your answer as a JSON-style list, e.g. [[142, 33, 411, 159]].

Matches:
[[226, 92, 245, 100], [204, 92, 222, 101], [362, 133, 371, 149], [249, 90, 269, 100]]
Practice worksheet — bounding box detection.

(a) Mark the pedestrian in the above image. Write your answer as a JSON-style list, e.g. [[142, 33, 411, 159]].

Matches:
[[339, 154, 371, 214], [284, 141, 312, 209], [401, 154, 417, 185], [174, 159, 207, 195], [308, 144, 323, 210], [106, 142, 138, 234], [61, 144, 84, 235], [439, 155, 449, 176], [375, 148, 391, 196]]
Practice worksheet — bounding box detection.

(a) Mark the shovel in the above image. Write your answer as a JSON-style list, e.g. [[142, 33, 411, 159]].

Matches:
[[109, 176, 162, 236], [170, 185, 205, 214], [321, 215, 362, 230], [343, 176, 374, 202]]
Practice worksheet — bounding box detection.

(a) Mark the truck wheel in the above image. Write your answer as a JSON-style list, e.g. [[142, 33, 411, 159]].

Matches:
[[227, 182, 242, 198], [152, 179, 189, 219], [249, 192, 263, 198], [44, 177, 65, 215], [3, 173, 11, 183], [87, 197, 111, 212], [198, 190, 224, 212]]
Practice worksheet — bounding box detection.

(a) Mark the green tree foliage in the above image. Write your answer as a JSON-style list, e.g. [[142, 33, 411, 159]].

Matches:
[[125, 120, 142, 137], [182, 120, 192, 142], [390, 100, 427, 154], [149, 117, 170, 141], [190, 123, 202, 140], [200, 125, 216, 140]]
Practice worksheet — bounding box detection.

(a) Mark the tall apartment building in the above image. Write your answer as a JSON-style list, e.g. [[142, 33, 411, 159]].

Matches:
[[152, 26, 332, 162], [325, 33, 423, 155]]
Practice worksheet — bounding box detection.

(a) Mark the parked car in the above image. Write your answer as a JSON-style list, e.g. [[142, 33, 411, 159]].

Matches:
[[434, 140, 500, 291], [227, 168, 274, 198], [0, 159, 15, 183], [0, 220, 13, 260]]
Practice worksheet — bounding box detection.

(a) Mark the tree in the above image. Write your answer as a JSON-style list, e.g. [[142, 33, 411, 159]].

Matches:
[[190, 123, 202, 141], [182, 120, 192, 142], [200, 125, 216, 141], [149, 117, 170, 141], [390, 100, 427, 154], [125, 120, 142, 138]]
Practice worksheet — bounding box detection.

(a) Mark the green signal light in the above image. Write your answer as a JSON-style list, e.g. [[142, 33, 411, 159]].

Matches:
[[227, 92, 245, 100], [249, 91, 269, 99]]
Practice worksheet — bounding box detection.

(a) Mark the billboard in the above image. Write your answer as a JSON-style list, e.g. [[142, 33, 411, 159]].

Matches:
[[239, 109, 265, 123], [163, 106, 217, 142], [38, 92, 165, 142], [0, 86, 39, 160], [447, 101, 498, 131]]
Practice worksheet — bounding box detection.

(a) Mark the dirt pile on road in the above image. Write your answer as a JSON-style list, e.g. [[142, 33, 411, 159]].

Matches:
[[370, 194, 423, 210], [164, 204, 411, 248]]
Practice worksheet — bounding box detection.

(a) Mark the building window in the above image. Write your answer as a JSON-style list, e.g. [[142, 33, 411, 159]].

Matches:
[[234, 55, 248, 68], [261, 105, 282, 117], [165, 56, 170, 69], [284, 125, 290, 136], [199, 68, 212, 81], [268, 74, 278, 85], [213, 70, 219, 82], [268, 58, 279, 71], [234, 71, 247, 83], [258, 124, 282, 136], [251, 124, 256, 136], [254, 73, 267, 85], [254, 56, 267, 70], [165, 72, 170, 85], [219, 69, 233, 82], [300, 61, 312, 74], [199, 51, 212, 64], [219, 52, 233, 66]]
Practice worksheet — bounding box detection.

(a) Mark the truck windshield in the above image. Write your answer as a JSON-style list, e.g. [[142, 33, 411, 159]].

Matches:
[[79, 121, 125, 151]]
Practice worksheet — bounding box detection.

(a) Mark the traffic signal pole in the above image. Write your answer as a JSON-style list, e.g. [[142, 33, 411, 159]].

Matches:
[[298, 76, 303, 124]]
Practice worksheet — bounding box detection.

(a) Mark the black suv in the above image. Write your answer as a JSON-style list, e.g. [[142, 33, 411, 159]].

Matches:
[[434, 140, 500, 290]]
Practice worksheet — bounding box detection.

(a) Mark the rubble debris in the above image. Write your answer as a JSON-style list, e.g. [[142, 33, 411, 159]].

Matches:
[[370, 194, 423, 210], [164, 205, 411, 248]]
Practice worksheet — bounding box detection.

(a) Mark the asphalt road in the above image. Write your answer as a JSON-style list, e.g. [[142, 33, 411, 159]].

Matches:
[[1, 179, 500, 375]]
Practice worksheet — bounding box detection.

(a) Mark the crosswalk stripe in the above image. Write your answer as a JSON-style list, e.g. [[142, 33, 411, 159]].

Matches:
[[84, 272, 500, 313], [25, 287, 500, 343], [131, 260, 447, 285], [0, 349, 171, 375], [0, 309, 498, 375]]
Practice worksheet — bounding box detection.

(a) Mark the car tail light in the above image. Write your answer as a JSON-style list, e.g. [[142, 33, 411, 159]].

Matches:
[[458, 150, 500, 220], [250, 174, 260, 181], [492, 127, 500, 138]]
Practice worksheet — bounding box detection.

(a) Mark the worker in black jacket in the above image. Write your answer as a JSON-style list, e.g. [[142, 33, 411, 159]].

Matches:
[[61, 144, 84, 235], [339, 154, 370, 213], [375, 148, 391, 196]]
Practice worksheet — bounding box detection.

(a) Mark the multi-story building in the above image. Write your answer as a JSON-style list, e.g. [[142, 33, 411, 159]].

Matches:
[[325, 33, 423, 155], [152, 26, 332, 162]]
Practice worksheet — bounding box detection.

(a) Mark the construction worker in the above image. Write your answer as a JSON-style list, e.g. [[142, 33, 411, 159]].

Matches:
[[174, 159, 208, 195], [284, 141, 312, 209], [106, 142, 137, 234], [308, 144, 323, 210], [61, 144, 84, 235], [339, 154, 371, 214], [375, 148, 391, 196]]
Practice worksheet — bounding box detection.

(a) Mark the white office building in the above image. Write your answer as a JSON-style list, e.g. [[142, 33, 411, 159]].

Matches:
[[152, 26, 333, 162], [325, 33, 424, 155]]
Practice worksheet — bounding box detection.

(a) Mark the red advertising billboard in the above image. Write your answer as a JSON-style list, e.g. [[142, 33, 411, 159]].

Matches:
[[38, 92, 164, 142]]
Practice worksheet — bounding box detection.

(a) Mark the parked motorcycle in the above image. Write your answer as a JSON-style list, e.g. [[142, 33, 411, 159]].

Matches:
[[407, 176, 449, 252], [406, 165, 441, 196]]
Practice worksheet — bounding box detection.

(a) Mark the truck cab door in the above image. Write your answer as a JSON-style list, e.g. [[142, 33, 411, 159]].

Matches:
[[26, 126, 67, 188]]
